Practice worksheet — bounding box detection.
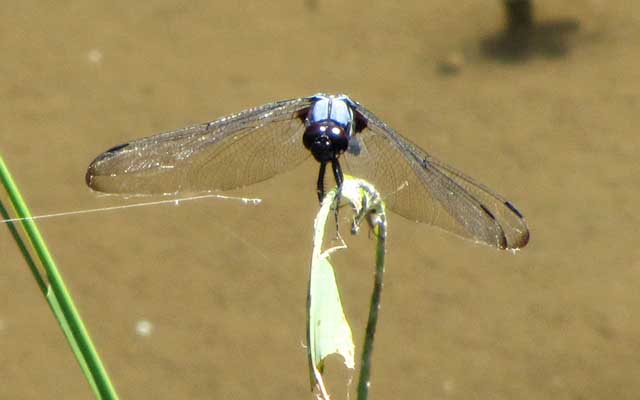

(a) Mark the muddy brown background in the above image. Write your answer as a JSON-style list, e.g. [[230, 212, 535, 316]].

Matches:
[[1, 1, 639, 399]]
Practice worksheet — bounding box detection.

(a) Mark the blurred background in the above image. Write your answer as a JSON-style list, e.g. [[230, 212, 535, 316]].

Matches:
[[1, 1, 639, 399]]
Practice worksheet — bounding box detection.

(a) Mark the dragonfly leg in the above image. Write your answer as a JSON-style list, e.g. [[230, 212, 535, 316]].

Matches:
[[330, 158, 345, 230], [331, 157, 344, 190], [316, 161, 327, 202], [331, 157, 344, 204]]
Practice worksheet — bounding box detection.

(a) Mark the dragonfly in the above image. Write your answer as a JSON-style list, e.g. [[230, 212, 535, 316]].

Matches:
[[86, 93, 529, 250]]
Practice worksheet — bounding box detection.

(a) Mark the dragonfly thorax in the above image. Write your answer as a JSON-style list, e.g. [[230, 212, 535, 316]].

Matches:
[[304, 95, 354, 162]]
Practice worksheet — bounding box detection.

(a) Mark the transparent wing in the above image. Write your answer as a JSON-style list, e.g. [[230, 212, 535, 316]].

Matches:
[[345, 101, 529, 249], [86, 96, 314, 195]]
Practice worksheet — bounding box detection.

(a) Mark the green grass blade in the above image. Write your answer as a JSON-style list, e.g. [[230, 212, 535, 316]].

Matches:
[[0, 155, 119, 400], [0, 199, 47, 293]]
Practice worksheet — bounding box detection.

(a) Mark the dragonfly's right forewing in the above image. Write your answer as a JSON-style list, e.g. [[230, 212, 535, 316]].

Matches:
[[86, 97, 314, 195]]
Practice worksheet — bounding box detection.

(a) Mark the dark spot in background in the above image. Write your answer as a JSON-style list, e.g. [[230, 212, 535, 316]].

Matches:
[[481, 0, 580, 63]]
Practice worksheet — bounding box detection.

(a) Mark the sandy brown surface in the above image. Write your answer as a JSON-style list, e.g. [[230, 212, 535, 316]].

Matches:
[[1, 1, 639, 399]]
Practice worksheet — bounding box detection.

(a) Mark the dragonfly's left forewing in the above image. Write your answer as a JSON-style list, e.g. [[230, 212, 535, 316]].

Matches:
[[345, 100, 529, 249]]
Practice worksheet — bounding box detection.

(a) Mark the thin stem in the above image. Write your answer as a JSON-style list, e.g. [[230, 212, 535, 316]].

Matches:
[[357, 216, 387, 400]]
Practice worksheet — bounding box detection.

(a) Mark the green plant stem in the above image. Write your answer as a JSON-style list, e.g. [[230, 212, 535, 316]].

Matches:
[[0, 155, 118, 400], [0, 199, 47, 293], [357, 215, 387, 400]]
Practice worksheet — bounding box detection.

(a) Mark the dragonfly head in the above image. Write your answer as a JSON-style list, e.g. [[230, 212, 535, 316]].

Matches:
[[303, 120, 349, 162]]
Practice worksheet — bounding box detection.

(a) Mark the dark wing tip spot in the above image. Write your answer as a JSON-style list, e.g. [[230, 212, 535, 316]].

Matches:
[[105, 142, 130, 154], [90, 142, 130, 164], [479, 204, 497, 221], [85, 142, 129, 188], [478, 204, 510, 249], [502, 201, 530, 249], [504, 200, 525, 219]]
